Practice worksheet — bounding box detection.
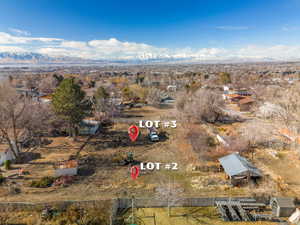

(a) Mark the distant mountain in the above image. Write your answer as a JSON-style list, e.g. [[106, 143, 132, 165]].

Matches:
[[0, 51, 288, 65], [0, 52, 84, 64], [0, 52, 137, 65]]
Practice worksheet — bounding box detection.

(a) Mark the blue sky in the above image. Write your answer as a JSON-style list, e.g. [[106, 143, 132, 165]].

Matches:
[[1, 0, 300, 60]]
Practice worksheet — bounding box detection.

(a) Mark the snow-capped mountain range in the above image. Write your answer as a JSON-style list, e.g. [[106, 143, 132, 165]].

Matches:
[[0, 51, 282, 65], [0, 52, 82, 64]]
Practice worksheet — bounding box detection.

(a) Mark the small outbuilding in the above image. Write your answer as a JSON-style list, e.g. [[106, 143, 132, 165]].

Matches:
[[79, 119, 100, 135], [218, 153, 262, 186], [0, 142, 19, 165], [270, 197, 295, 217], [54, 160, 78, 177]]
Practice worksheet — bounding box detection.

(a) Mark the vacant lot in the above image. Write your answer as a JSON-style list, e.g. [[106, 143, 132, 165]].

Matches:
[[0, 105, 298, 203]]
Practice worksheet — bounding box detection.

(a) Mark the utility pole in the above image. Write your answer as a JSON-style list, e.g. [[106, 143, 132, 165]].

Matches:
[[168, 175, 171, 217], [131, 195, 135, 225]]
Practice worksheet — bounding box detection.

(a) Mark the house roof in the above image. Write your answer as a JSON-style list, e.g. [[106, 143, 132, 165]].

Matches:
[[162, 96, 175, 101], [225, 94, 243, 99], [239, 97, 255, 105], [40, 95, 52, 100], [218, 153, 262, 177], [57, 160, 78, 169]]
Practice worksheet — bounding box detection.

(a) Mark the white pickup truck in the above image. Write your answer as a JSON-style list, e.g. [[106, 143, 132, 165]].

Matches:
[[148, 127, 160, 142]]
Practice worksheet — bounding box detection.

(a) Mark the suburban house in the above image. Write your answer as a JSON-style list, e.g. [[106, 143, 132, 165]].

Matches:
[[16, 88, 39, 98], [54, 160, 78, 177], [38, 94, 52, 103], [223, 94, 245, 103], [218, 153, 262, 186], [223, 85, 230, 94], [235, 88, 252, 96], [167, 85, 177, 92], [238, 97, 255, 111], [161, 96, 175, 104], [223, 87, 254, 112], [16, 88, 52, 103]]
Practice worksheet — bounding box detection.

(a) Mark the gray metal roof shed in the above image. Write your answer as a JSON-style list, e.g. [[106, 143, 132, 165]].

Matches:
[[218, 153, 262, 178]]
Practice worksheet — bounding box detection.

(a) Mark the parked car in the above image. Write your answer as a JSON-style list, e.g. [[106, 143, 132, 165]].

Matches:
[[149, 131, 159, 142]]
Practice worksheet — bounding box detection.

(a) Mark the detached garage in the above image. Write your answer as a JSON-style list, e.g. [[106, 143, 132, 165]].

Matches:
[[218, 153, 262, 186]]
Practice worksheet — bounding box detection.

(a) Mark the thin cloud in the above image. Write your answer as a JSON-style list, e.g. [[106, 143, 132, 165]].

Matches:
[[1, 31, 300, 61], [216, 26, 249, 30], [0, 32, 62, 44], [0, 46, 26, 52], [282, 26, 300, 31], [8, 28, 31, 36]]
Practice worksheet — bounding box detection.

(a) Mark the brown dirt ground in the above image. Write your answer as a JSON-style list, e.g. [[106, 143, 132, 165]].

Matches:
[[0, 105, 298, 203]]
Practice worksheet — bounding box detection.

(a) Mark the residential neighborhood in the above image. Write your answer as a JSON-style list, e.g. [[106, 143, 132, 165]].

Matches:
[[0, 61, 300, 224], [2, 0, 300, 224]]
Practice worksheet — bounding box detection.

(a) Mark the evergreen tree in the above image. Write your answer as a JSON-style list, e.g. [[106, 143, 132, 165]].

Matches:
[[122, 86, 134, 101], [219, 72, 231, 84], [94, 86, 109, 101], [52, 78, 90, 138], [53, 74, 64, 86]]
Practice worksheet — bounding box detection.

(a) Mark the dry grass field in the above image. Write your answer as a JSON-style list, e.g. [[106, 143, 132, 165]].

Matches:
[[124, 207, 277, 225], [0, 105, 298, 204]]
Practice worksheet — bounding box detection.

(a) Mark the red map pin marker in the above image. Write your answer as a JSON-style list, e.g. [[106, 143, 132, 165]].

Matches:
[[128, 125, 139, 142], [131, 166, 140, 180]]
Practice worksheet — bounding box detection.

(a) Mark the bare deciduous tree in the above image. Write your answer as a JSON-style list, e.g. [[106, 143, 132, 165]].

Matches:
[[273, 84, 300, 128], [186, 128, 214, 160], [92, 98, 119, 122], [146, 87, 165, 106], [22, 103, 55, 146], [23, 76, 37, 89], [0, 82, 27, 158], [0, 81, 57, 158], [38, 76, 56, 94], [238, 120, 281, 158], [176, 89, 225, 123]]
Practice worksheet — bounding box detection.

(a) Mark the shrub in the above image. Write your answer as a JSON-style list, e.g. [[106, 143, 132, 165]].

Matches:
[[0, 174, 5, 184], [176, 89, 226, 124], [8, 186, 21, 194], [64, 205, 108, 225], [186, 128, 214, 160], [111, 153, 124, 164], [219, 72, 231, 84], [30, 176, 55, 188], [217, 127, 227, 133], [207, 136, 218, 147], [4, 160, 11, 170]]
